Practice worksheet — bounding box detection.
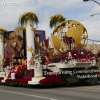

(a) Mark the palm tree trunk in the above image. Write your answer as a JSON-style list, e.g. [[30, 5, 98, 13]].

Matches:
[[26, 20, 35, 69]]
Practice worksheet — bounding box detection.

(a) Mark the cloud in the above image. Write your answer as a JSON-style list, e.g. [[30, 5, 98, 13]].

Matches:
[[0, 0, 100, 42]]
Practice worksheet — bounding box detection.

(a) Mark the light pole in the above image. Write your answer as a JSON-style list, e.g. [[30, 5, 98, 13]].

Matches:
[[83, 0, 100, 6], [90, 13, 100, 16], [83, 0, 100, 43], [83, 0, 100, 17]]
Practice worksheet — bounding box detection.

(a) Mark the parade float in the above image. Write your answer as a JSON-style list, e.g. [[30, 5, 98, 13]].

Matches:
[[0, 12, 99, 87]]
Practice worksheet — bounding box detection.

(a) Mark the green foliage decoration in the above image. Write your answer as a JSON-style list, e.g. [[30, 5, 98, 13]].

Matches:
[[0, 28, 7, 34], [19, 12, 39, 26], [49, 14, 66, 28]]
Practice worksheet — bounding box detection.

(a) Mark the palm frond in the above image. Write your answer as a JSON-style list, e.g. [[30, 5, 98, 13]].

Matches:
[[0, 28, 7, 34], [50, 14, 66, 28], [19, 12, 39, 26]]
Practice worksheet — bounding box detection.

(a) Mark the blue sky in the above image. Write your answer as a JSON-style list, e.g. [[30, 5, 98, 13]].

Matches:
[[0, 0, 100, 43]]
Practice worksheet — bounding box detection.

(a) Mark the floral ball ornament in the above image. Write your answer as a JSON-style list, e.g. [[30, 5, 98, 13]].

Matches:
[[51, 20, 88, 52]]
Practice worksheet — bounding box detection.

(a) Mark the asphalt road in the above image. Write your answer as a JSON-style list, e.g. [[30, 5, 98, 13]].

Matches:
[[0, 85, 100, 100]]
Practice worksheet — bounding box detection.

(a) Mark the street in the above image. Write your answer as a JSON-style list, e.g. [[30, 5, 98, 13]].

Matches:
[[0, 85, 100, 100]]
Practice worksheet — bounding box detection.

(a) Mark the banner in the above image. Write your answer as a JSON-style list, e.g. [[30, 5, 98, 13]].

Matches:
[[4, 30, 26, 58], [34, 30, 46, 51]]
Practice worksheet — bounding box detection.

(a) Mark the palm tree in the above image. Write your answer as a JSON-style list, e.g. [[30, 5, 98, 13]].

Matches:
[[19, 12, 39, 69], [49, 14, 66, 29], [49, 14, 66, 54], [19, 12, 39, 26]]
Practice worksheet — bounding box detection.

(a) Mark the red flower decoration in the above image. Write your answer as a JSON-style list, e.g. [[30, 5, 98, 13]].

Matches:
[[39, 75, 62, 84]]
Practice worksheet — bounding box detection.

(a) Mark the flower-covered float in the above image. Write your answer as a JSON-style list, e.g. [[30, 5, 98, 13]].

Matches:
[[0, 12, 99, 87]]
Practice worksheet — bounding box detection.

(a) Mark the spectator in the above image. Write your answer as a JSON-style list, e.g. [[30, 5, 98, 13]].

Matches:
[[20, 57, 27, 69]]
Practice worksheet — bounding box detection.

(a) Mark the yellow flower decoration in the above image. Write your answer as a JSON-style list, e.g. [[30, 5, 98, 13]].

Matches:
[[0, 28, 7, 34], [27, 46, 34, 53], [50, 14, 66, 28], [15, 26, 26, 30], [19, 12, 39, 26]]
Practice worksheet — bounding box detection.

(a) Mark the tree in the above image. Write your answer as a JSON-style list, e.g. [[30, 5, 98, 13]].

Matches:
[[49, 14, 66, 29], [18, 12, 39, 69], [19, 12, 39, 26]]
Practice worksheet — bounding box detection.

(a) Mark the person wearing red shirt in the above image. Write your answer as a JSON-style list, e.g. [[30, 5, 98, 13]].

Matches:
[[7, 63, 21, 79], [20, 57, 27, 69]]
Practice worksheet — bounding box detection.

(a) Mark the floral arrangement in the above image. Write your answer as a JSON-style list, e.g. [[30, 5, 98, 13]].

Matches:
[[0, 28, 7, 34], [27, 46, 35, 65], [15, 26, 26, 30], [5, 69, 34, 84], [3, 58, 10, 68], [50, 14, 66, 28], [39, 75, 62, 85], [0, 54, 3, 63], [97, 50, 100, 58], [50, 48, 96, 63], [69, 48, 96, 62], [28, 51, 42, 68], [50, 14, 65, 21], [28, 53, 35, 65], [19, 12, 39, 26], [0, 77, 4, 81], [5, 77, 32, 83]]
